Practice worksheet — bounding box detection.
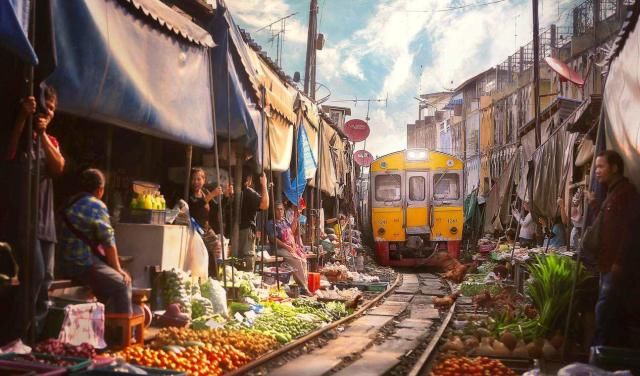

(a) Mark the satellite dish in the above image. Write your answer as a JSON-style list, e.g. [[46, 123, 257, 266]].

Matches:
[[343, 119, 370, 142], [353, 150, 374, 166]]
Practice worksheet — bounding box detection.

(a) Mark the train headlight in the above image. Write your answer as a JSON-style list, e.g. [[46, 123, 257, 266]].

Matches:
[[406, 149, 428, 161], [378, 227, 386, 236], [450, 226, 458, 234]]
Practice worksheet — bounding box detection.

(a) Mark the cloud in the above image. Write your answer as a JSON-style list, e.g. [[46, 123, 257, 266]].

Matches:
[[341, 55, 365, 80], [226, 0, 308, 44]]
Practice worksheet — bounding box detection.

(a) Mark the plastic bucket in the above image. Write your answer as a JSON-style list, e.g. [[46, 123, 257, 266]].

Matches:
[[307, 273, 320, 293]]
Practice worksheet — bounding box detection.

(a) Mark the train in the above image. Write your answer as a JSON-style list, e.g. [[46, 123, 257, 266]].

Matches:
[[368, 148, 464, 266]]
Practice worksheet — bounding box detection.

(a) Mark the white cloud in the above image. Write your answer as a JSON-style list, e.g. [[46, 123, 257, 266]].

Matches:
[[341, 55, 365, 80], [226, 0, 308, 44]]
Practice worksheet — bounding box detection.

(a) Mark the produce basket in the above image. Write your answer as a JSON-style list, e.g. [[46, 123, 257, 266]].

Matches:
[[590, 346, 640, 373], [78, 365, 186, 375], [0, 360, 65, 376], [120, 208, 166, 225], [317, 294, 361, 309], [0, 353, 91, 374], [262, 269, 292, 285], [478, 243, 496, 253], [365, 282, 389, 292]]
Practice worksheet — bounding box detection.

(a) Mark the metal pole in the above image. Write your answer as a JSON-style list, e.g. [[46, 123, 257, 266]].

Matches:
[[532, 0, 542, 148], [21, 0, 38, 343], [183, 145, 192, 201], [303, 0, 318, 99], [206, 49, 219, 280], [316, 120, 324, 264], [105, 126, 113, 206]]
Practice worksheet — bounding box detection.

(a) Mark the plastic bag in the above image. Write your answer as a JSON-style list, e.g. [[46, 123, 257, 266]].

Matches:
[[200, 278, 228, 317], [557, 363, 632, 376], [184, 226, 209, 282]]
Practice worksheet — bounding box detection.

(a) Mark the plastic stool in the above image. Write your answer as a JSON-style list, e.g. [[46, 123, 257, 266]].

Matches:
[[105, 312, 144, 348]]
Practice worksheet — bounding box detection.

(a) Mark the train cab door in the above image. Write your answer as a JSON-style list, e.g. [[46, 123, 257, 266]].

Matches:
[[405, 171, 430, 236], [371, 172, 404, 241]]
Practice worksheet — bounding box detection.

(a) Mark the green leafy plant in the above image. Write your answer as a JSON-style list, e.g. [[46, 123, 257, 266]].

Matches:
[[525, 255, 590, 338]]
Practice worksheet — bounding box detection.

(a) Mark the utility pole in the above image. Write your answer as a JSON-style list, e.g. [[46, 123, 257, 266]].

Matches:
[[532, 0, 542, 148], [304, 0, 318, 100]]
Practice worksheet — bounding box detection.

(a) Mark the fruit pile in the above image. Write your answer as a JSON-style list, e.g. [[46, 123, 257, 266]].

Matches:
[[115, 343, 248, 376], [34, 339, 97, 359], [149, 327, 279, 359], [430, 356, 516, 376]]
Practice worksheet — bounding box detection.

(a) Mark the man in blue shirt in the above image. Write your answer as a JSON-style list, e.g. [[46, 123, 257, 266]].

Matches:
[[59, 169, 132, 314]]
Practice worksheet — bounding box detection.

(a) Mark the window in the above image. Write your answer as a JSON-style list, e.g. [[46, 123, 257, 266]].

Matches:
[[375, 174, 401, 201], [409, 176, 426, 201], [433, 173, 460, 200]]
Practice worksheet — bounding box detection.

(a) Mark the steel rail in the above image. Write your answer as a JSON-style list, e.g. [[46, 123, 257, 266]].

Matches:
[[407, 283, 457, 376], [226, 273, 401, 376]]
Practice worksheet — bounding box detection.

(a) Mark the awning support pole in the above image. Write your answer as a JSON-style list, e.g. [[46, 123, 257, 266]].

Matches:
[[183, 146, 192, 201]]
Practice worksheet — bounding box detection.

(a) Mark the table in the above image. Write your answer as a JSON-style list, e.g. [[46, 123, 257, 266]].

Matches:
[[114, 223, 190, 288]]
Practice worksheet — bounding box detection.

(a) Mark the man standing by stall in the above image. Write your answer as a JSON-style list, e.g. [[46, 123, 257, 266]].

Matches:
[[6, 87, 65, 333], [238, 171, 269, 271], [588, 150, 640, 348]]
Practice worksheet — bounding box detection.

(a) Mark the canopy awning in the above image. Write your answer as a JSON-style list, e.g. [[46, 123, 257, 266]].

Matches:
[[44, 0, 215, 147], [309, 121, 338, 196], [545, 56, 585, 87], [0, 0, 37, 65]]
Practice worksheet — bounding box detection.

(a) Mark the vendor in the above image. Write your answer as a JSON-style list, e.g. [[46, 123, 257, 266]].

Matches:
[[332, 214, 348, 240], [188, 168, 223, 231], [512, 201, 535, 248], [267, 201, 310, 295], [59, 168, 132, 314]]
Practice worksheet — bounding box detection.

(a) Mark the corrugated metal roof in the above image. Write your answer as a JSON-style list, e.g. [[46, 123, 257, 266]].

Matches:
[[123, 0, 214, 47]]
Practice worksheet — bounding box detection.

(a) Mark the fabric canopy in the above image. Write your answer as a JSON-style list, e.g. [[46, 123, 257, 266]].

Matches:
[[0, 0, 37, 65], [210, 4, 260, 148], [309, 121, 338, 196], [44, 0, 214, 147], [604, 8, 640, 191]]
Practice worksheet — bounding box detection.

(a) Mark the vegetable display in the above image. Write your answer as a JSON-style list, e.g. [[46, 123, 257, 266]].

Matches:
[[430, 356, 516, 376], [162, 270, 193, 316]]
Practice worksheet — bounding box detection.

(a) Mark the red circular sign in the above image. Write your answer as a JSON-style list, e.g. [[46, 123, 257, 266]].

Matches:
[[353, 150, 374, 166], [344, 119, 370, 142]]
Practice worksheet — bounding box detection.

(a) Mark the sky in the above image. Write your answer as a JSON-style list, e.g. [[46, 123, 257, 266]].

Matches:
[[226, 0, 580, 158]]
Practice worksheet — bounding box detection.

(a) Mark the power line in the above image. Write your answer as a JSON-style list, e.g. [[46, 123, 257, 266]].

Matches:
[[400, 0, 508, 13]]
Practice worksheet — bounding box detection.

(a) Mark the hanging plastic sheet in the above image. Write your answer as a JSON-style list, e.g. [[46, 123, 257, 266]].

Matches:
[[282, 122, 316, 205], [44, 0, 214, 147], [309, 121, 338, 196], [0, 0, 37, 65], [530, 126, 577, 218], [604, 12, 640, 190], [483, 152, 518, 233]]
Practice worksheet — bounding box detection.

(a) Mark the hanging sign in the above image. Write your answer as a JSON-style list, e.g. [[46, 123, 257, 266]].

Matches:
[[344, 119, 370, 142], [353, 150, 374, 166]]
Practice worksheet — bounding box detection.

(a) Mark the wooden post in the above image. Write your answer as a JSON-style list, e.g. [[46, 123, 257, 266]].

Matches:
[[105, 126, 113, 206]]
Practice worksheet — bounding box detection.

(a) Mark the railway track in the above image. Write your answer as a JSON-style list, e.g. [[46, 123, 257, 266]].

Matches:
[[236, 271, 457, 376]]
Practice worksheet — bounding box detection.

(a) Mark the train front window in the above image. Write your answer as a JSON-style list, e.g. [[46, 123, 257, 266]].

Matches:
[[375, 174, 401, 201], [433, 173, 460, 200], [409, 176, 425, 201]]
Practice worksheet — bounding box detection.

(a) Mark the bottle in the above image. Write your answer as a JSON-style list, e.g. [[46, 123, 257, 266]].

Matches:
[[159, 195, 166, 210]]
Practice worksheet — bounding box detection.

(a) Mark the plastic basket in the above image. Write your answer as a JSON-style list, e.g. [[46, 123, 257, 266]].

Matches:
[[0, 360, 65, 376], [262, 269, 292, 285], [366, 282, 389, 292], [590, 346, 640, 373], [78, 365, 186, 375], [120, 209, 166, 225], [0, 353, 91, 374]]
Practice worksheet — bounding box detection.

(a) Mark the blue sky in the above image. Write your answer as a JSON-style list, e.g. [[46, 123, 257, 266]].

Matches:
[[227, 0, 578, 157]]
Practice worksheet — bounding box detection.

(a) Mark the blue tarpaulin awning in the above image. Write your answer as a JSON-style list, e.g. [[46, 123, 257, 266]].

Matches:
[[0, 0, 38, 65], [444, 98, 463, 110], [44, 0, 215, 148]]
